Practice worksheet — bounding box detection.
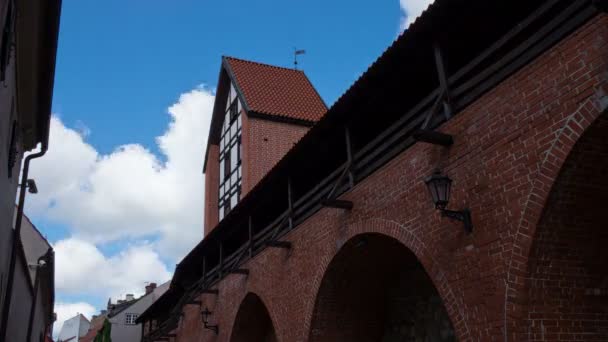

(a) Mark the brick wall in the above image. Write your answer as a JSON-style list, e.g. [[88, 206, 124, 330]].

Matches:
[[205, 114, 310, 235], [230, 293, 277, 342], [171, 13, 608, 342], [524, 112, 608, 341], [309, 234, 455, 342], [242, 116, 309, 195], [204, 144, 220, 236]]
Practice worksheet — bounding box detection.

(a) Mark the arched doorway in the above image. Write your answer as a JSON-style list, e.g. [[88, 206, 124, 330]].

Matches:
[[230, 293, 277, 342], [308, 233, 456, 342], [524, 111, 608, 339]]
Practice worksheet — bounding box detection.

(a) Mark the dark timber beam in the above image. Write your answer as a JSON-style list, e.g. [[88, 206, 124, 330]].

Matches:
[[229, 268, 249, 275], [287, 178, 294, 230], [433, 44, 453, 119], [266, 240, 292, 249], [202, 289, 219, 295], [592, 0, 608, 12], [218, 243, 223, 279], [201, 256, 206, 282], [248, 216, 253, 258], [187, 300, 201, 306], [345, 126, 355, 188], [321, 199, 354, 210], [413, 129, 454, 146]]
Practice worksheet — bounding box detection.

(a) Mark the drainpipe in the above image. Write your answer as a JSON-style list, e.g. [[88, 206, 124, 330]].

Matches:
[[25, 248, 52, 341], [0, 141, 48, 340]]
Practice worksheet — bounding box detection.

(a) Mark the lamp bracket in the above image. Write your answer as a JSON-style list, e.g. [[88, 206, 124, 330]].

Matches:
[[441, 208, 473, 233], [204, 322, 219, 334]]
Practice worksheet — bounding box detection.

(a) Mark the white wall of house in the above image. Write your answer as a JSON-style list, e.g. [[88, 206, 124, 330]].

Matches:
[[57, 314, 90, 342], [109, 282, 169, 342]]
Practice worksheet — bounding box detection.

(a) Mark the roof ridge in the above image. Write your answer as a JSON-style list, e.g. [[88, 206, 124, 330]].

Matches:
[[224, 56, 306, 74]]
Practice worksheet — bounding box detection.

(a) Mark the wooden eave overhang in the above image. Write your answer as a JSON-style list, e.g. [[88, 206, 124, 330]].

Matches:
[[15, 0, 62, 151]]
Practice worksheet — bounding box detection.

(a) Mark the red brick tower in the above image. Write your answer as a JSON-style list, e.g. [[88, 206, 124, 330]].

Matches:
[[203, 57, 327, 235]]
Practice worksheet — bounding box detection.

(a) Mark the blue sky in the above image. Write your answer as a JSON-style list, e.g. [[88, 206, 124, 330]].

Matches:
[[53, 0, 402, 155], [24, 0, 432, 334]]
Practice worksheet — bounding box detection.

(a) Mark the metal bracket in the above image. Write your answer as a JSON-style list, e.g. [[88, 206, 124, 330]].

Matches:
[[441, 208, 473, 234], [204, 322, 219, 334]]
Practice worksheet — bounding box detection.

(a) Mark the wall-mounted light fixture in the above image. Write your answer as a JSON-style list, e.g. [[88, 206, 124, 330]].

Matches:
[[20, 179, 38, 194], [425, 170, 473, 233], [200, 307, 219, 334]]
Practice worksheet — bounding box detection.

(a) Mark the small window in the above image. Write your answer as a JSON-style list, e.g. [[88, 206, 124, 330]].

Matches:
[[224, 152, 231, 180], [125, 313, 138, 325], [219, 158, 225, 181]]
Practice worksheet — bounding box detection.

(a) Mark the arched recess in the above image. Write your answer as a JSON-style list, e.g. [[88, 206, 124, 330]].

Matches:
[[308, 233, 456, 342], [522, 110, 608, 339], [229, 293, 278, 342]]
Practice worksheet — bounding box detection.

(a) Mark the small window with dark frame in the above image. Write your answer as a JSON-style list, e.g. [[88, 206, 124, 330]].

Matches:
[[218, 81, 243, 221]]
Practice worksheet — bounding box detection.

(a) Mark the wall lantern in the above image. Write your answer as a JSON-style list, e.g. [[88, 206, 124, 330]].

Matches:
[[425, 170, 473, 233], [20, 179, 38, 194], [200, 307, 219, 334]]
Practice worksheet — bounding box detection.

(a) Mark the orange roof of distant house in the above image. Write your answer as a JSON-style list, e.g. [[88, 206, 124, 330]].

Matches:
[[79, 315, 106, 342], [224, 57, 327, 122]]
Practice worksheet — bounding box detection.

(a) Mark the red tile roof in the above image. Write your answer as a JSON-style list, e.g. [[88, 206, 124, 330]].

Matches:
[[224, 57, 327, 122]]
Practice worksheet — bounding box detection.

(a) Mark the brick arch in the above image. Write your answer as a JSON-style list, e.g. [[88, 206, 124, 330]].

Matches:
[[505, 94, 608, 337], [301, 217, 470, 341], [228, 292, 279, 342]]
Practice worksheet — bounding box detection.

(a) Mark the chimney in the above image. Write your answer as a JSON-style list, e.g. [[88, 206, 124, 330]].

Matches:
[[125, 294, 135, 301], [145, 282, 157, 295]]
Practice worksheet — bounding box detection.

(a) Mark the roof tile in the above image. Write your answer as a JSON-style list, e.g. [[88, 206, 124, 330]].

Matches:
[[224, 57, 327, 122]]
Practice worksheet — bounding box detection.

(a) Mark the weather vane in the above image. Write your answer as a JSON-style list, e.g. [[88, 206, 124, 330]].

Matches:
[[294, 48, 306, 70]]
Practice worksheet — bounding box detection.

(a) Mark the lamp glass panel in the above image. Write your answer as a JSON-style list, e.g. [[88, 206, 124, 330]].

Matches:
[[427, 181, 439, 205], [437, 178, 451, 203]]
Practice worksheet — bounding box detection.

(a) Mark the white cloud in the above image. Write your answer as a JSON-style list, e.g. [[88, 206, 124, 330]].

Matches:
[[53, 301, 96, 339], [27, 86, 214, 260], [399, 0, 435, 31], [53, 238, 172, 300]]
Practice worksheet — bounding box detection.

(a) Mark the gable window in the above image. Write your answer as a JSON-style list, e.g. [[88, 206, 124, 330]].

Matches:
[[218, 82, 242, 221], [125, 313, 138, 325]]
